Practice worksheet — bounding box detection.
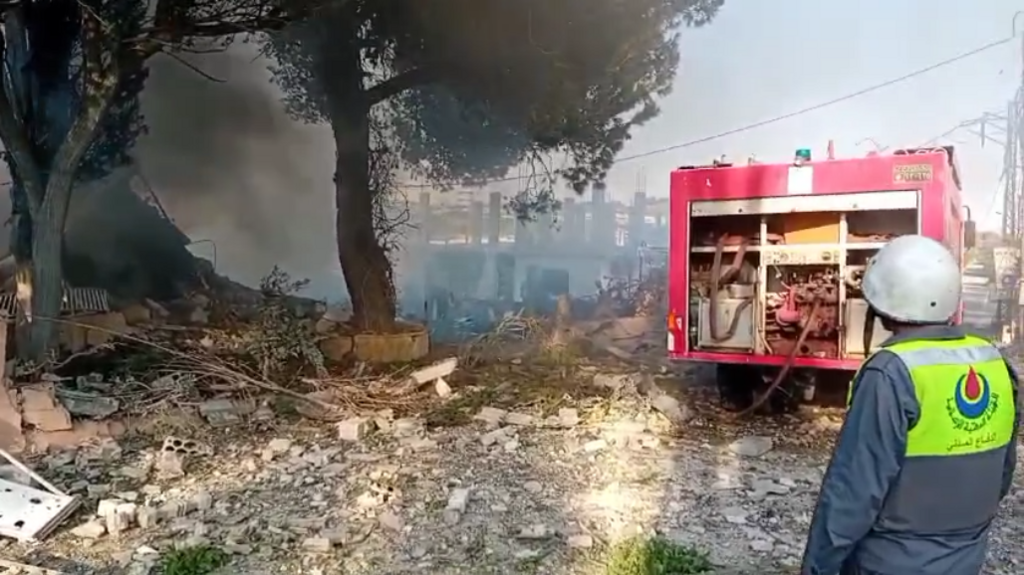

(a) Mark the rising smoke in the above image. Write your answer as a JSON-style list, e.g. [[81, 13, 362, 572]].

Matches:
[[135, 44, 345, 299]]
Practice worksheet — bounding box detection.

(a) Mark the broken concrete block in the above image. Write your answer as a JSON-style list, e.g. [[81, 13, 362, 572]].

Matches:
[[434, 377, 452, 398], [446, 488, 470, 512], [70, 520, 106, 539], [336, 417, 369, 442], [107, 502, 137, 535], [480, 427, 509, 447], [0, 382, 24, 452], [650, 393, 692, 425], [96, 498, 121, 517], [156, 451, 185, 478], [136, 506, 158, 529], [407, 357, 457, 386], [557, 408, 579, 427], [192, 491, 213, 511], [197, 398, 255, 427], [158, 500, 188, 520], [20, 383, 73, 432], [120, 303, 151, 325], [474, 407, 506, 426], [505, 412, 535, 426], [302, 537, 332, 553]]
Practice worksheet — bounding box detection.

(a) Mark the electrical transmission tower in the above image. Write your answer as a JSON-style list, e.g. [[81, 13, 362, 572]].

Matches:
[[1000, 17, 1024, 241], [1005, 24, 1024, 342], [1000, 92, 1023, 241]]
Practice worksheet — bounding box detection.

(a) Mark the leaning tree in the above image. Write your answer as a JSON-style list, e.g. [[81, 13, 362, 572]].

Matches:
[[268, 0, 724, 333], [0, 0, 313, 361]]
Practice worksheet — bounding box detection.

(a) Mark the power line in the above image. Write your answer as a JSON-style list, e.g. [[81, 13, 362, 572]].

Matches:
[[403, 34, 1016, 188], [983, 178, 1004, 221], [618, 36, 1014, 162]]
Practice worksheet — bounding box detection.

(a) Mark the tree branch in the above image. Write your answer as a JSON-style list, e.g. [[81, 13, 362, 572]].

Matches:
[[366, 67, 438, 106], [129, 0, 340, 58], [45, 6, 120, 214]]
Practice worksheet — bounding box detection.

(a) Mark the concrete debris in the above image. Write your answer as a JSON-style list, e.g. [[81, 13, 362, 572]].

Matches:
[[649, 392, 692, 426], [336, 417, 370, 442], [406, 357, 458, 392], [1, 385, 1020, 575], [473, 406, 506, 427], [728, 436, 775, 458], [54, 388, 120, 419], [155, 451, 184, 478], [197, 397, 265, 427], [434, 377, 452, 398], [20, 384, 73, 432], [0, 382, 23, 453], [556, 408, 579, 427]]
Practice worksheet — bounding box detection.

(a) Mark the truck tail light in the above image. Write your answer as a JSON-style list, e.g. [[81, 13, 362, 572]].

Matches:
[[667, 310, 678, 351]]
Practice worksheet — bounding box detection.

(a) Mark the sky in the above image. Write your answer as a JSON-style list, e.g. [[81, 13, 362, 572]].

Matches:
[[604, 0, 1022, 230]]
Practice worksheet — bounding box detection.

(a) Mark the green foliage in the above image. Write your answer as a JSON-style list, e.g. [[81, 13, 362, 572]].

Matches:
[[246, 266, 321, 381], [605, 537, 714, 575], [267, 0, 725, 196], [160, 544, 229, 575]]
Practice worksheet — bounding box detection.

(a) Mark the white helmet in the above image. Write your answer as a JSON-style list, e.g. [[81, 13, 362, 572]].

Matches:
[[862, 234, 961, 324]]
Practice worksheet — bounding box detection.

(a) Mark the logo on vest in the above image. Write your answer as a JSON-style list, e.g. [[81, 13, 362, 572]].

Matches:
[[946, 367, 999, 433]]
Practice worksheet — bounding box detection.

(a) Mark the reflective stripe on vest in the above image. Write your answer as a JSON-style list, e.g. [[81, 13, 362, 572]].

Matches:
[[847, 335, 1015, 458]]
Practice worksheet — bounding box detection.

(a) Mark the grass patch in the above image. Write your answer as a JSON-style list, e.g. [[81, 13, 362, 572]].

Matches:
[[605, 537, 713, 575], [160, 545, 230, 575]]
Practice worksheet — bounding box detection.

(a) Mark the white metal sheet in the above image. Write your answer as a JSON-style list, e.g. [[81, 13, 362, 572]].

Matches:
[[690, 190, 918, 217], [0, 479, 80, 541], [786, 165, 813, 195], [843, 299, 893, 357]]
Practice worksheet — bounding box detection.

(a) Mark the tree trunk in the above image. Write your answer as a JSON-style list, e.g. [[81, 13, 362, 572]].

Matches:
[[25, 198, 66, 359], [332, 113, 397, 333], [13, 9, 119, 362]]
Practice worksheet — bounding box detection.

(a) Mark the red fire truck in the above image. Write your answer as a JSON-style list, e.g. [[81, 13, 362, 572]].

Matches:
[[666, 145, 977, 410]]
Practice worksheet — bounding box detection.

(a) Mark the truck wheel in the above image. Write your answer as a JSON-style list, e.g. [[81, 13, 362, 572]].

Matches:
[[716, 363, 757, 412]]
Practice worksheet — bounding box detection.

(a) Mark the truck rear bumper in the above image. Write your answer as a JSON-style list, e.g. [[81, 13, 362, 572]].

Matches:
[[668, 350, 861, 371]]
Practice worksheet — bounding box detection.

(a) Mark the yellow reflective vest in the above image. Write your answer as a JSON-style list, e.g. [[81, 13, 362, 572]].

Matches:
[[848, 334, 1015, 457]]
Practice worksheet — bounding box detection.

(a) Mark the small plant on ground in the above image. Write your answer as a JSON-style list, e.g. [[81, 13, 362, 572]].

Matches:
[[244, 266, 326, 381], [160, 544, 229, 575], [605, 536, 713, 575]]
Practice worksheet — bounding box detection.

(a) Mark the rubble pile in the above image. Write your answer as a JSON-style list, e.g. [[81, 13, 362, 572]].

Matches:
[[0, 389, 1019, 574], [0, 260, 457, 459], [0, 390, 826, 574], [0, 359, 1021, 573]]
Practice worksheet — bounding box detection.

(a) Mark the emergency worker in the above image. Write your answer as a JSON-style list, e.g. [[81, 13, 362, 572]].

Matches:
[[800, 235, 1019, 575]]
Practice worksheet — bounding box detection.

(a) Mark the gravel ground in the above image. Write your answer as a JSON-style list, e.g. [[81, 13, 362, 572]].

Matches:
[[1, 381, 1022, 575]]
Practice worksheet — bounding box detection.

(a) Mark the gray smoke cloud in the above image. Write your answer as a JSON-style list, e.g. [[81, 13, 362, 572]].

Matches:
[[135, 44, 346, 299]]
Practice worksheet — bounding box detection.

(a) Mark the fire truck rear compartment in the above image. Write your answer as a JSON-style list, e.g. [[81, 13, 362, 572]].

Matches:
[[688, 205, 918, 361]]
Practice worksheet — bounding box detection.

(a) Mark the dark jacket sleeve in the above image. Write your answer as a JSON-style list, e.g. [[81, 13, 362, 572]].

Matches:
[[800, 352, 918, 575], [999, 352, 1019, 500]]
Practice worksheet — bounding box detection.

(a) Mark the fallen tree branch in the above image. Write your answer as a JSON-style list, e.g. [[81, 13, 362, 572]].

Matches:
[[32, 315, 339, 411]]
